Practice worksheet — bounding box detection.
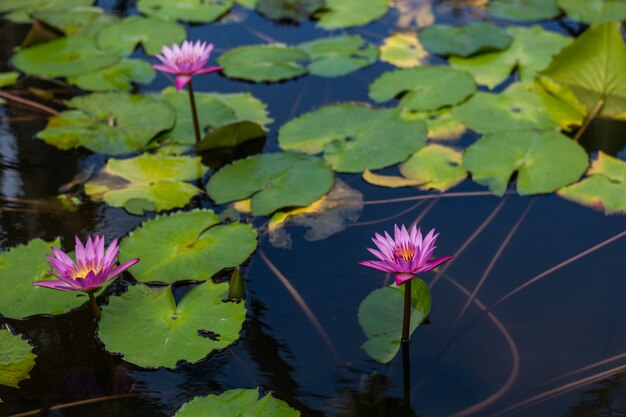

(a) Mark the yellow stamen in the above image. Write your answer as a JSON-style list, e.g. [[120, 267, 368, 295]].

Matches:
[[395, 244, 415, 261]]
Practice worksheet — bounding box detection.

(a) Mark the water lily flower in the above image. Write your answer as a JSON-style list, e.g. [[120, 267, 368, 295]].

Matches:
[[359, 224, 452, 285], [34, 235, 139, 293], [153, 40, 222, 90]]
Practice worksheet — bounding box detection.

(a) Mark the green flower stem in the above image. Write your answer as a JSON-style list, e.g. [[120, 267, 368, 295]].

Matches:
[[187, 79, 202, 145], [88, 292, 100, 320], [401, 279, 411, 343]]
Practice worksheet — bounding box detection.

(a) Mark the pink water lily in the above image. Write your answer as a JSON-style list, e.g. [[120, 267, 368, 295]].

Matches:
[[153, 40, 222, 90], [359, 224, 452, 285], [34, 236, 139, 293]]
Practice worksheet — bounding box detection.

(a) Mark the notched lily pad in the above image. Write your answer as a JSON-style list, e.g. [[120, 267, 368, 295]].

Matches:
[[298, 35, 378, 77], [419, 22, 512, 57], [67, 59, 156, 92], [33, 6, 118, 36], [97, 16, 187, 56], [379, 33, 428, 68], [118, 209, 257, 283], [316, 0, 388, 30], [487, 0, 560, 21], [218, 44, 309, 83], [0, 0, 93, 24], [0, 331, 36, 389], [137, 0, 234, 23]]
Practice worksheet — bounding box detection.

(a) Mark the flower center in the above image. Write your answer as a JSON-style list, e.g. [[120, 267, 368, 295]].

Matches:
[[394, 244, 416, 261], [69, 261, 101, 280]]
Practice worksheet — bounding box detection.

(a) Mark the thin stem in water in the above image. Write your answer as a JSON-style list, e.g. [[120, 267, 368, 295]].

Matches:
[[187, 79, 202, 145], [401, 280, 412, 343], [88, 292, 100, 320], [573, 98, 605, 142], [402, 340, 411, 411]]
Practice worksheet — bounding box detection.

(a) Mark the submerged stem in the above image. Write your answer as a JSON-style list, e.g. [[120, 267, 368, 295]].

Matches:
[[187, 79, 202, 145], [88, 292, 100, 320], [402, 340, 411, 410], [573, 98, 605, 142], [401, 280, 412, 343]]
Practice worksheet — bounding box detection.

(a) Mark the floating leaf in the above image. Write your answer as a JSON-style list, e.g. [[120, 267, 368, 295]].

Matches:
[[37, 93, 175, 155], [540, 22, 626, 119], [97, 16, 186, 56], [256, 0, 323, 21], [137, 0, 234, 23], [358, 280, 431, 364], [155, 88, 272, 145], [379, 33, 428, 68], [0, 0, 93, 24], [235, 0, 257, 7], [316, 0, 388, 29], [207, 152, 334, 215], [412, 109, 466, 141], [393, 0, 434, 29], [279, 104, 427, 172], [218, 44, 309, 82], [558, 0, 626, 24], [0, 72, 19, 88], [419, 22, 512, 57], [486, 0, 560, 21], [464, 130, 588, 196], [298, 35, 378, 77], [198, 121, 266, 150], [98, 281, 245, 368], [368, 67, 476, 111], [558, 152, 626, 215], [67, 59, 156, 92], [0, 331, 36, 389], [84, 154, 207, 211], [449, 26, 571, 89], [33, 6, 118, 36], [0, 239, 90, 319], [172, 388, 300, 417], [12, 36, 120, 78], [118, 210, 257, 283]]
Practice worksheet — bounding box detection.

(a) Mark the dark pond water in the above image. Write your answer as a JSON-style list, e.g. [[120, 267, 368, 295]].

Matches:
[[1, 1, 626, 417]]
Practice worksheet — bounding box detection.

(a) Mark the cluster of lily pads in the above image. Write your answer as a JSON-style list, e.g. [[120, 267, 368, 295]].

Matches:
[[1, 0, 626, 415]]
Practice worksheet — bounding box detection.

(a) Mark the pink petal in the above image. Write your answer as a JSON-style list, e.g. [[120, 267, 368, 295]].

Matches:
[[51, 247, 76, 270], [394, 272, 415, 286], [194, 65, 222, 75], [107, 258, 140, 280], [418, 255, 453, 273], [33, 280, 80, 291], [175, 75, 192, 90], [358, 260, 396, 273]]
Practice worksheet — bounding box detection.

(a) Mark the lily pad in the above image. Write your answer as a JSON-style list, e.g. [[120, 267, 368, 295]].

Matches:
[[411, 109, 466, 141], [0, 0, 93, 24], [172, 388, 300, 417], [206, 152, 334, 215], [98, 281, 245, 368], [118, 210, 257, 284], [368, 67, 476, 111], [33, 6, 118, 36], [84, 154, 207, 212], [379, 33, 428, 68], [419, 22, 512, 57], [97, 16, 187, 56], [279, 104, 427, 172], [298, 35, 378, 77], [358, 280, 431, 364], [37, 93, 175, 155], [0, 331, 36, 389], [256, 0, 323, 21], [137, 0, 234, 23], [0, 238, 91, 319], [487, 0, 560, 21], [558, 0, 626, 24], [316, 0, 388, 29], [540, 22, 626, 119], [464, 130, 589, 196], [67, 59, 156, 92], [449, 26, 571, 89], [218, 44, 309, 82], [558, 152, 626, 215], [198, 121, 266, 150], [0, 72, 19, 88], [156, 88, 272, 145], [11, 36, 120, 78]]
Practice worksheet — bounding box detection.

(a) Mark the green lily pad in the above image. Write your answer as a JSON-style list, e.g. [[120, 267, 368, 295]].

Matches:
[[256, 0, 323, 21], [540, 22, 626, 119], [137, 0, 234, 23], [98, 281, 245, 368], [97, 16, 187, 56], [0, 0, 93, 24], [449, 26, 571, 89], [358, 280, 431, 364], [37, 93, 175, 155], [411, 109, 466, 141], [419, 22, 512, 57], [155, 88, 272, 145], [67, 59, 156, 92], [118, 210, 257, 284], [33, 6, 118, 36], [0, 238, 91, 319], [0, 72, 19, 88], [0, 331, 36, 389], [206, 152, 334, 215], [487, 0, 560, 21], [218, 44, 309, 82], [558, 0, 626, 24], [379, 33, 428, 68], [368, 67, 476, 111], [279, 104, 427, 172], [235, 0, 257, 7], [84, 154, 207, 212], [558, 152, 626, 215], [172, 388, 300, 417], [298, 35, 378, 77], [11, 36, 120, 78], [198, 121, 266, 150], [400, 145, 466, 191], [316, 0, 388, 29], [464, 130, 589, 196]]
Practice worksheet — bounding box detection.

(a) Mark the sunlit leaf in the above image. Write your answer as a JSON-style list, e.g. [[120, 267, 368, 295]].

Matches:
[[449, 26, 571, 89], [0, 72, 19, 88], [0, 0, 93, 24], [218, 44, 309, 82], [316, 0, 388, 29], [33, 6, 118, 36], [358, 280, 431, 364], [464, 130, 589, 196], [379, 33, 428, 68], [558, 152, 626, 215], [206, 152, 334, 215], [84, 154, 207, 211], [419, 22, 512, 57], [256, 0, 323, 21], [98, 281, 245, 368], [298, 35, 378, 77], [137, 0, 234, 23], [67, 59, 156, 92], [558, 0, 626, 24], [411, 109, 466, 141], [487, 0, 560, 21], [118, 210, 256, 283], [0, 331, 36, 389], [97, 16, 187, 56], [278, 104, 427, 172]]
